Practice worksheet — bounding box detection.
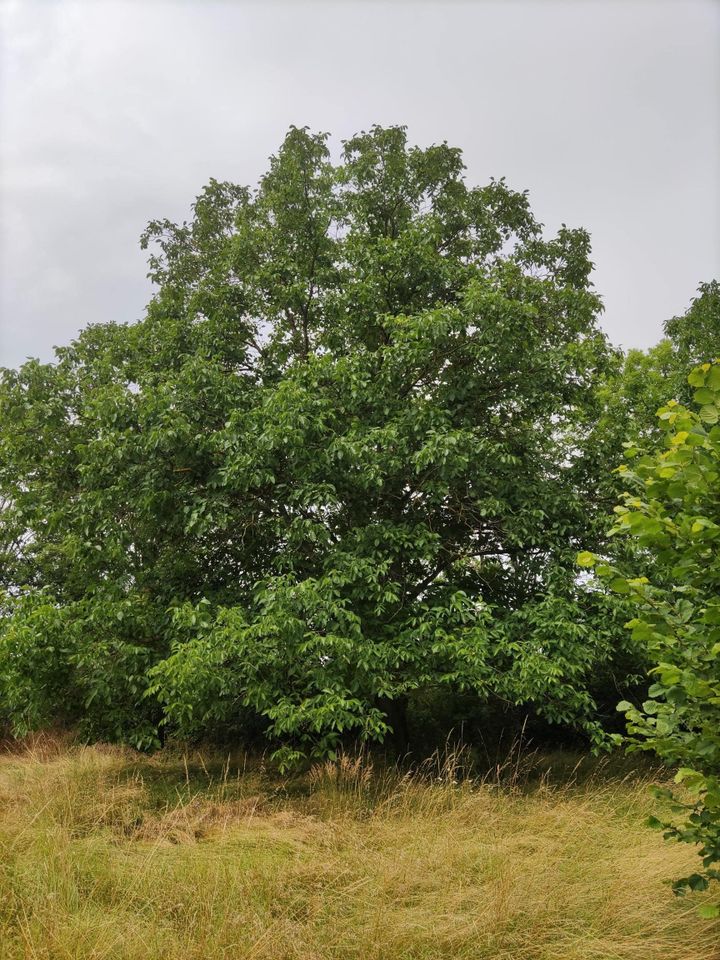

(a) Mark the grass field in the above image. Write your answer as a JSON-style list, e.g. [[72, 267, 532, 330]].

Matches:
[[0, 736, 718, 960]]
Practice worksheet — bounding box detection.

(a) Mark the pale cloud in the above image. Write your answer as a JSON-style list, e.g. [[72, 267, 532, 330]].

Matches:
[[1, 0, 719, 367]]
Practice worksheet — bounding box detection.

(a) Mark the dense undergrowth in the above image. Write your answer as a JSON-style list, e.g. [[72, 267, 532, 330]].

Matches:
[[1, 734, 718, 960]]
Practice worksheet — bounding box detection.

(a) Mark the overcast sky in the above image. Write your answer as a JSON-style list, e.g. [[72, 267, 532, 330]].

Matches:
[[1, 0, 718, 369]]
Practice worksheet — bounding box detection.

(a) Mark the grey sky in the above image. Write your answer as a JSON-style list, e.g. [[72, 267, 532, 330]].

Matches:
[[1, 0, 718, 369]]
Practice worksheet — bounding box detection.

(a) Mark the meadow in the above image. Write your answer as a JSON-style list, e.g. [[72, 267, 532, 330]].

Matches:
[[1, 736, 718, 960]]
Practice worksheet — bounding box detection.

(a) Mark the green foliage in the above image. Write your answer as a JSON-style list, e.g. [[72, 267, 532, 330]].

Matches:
[[599, 341, 679, 449], [0, 590, 164, 749], [580, 359, 720, 909], [665, 281, 720, 394], [0, 126, 636, 762], [594, 282, 720, 454]]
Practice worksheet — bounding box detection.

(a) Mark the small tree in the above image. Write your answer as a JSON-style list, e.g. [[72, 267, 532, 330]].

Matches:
[[579, 359, 720, 916]]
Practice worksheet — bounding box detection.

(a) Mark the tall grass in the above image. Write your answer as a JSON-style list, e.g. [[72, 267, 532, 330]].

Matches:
[[0, 735, 718, 959]]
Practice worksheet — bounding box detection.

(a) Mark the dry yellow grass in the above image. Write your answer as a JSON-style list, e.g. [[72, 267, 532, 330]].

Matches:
[[0, 737, 718, 960]]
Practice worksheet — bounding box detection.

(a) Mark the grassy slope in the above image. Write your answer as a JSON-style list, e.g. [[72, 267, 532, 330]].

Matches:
[[0, 738, 718, 960]]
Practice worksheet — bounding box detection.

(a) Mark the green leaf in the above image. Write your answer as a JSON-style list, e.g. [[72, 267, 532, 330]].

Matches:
[[697, 904, 720, 919], [694, 387, 715, 405], [576, 551, 596, 568], [708, 365, 720, 390]]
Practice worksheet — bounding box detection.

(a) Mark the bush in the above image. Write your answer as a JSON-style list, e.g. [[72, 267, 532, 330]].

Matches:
[[580, 359, 720, 915]]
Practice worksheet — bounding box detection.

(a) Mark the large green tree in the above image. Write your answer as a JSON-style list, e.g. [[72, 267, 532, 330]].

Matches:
[[0, 126, 632, 761]]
